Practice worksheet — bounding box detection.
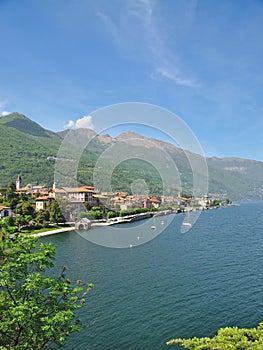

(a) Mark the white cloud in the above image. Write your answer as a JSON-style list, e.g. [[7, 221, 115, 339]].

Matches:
[[153, 67, 200, 88], [97, 1, 199, 90], [75, 115, 94, 129], [66, 120, 75, 128], [1, 111, 10, 117], [65, 115, 94, 130], [95, 1, 200, 91], [128, 0, 153, 21], [154, 67, 175, 80]]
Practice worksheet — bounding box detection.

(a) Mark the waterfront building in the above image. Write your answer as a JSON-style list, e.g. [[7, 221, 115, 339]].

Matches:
[[52, 184, 97, 206], [0, 206, 12, 218]]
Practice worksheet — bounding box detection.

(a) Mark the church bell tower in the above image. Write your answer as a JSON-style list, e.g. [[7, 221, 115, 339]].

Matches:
[[16, 175, 22, 190]]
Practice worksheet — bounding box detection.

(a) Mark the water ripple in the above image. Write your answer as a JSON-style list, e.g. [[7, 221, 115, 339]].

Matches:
[[43, 203, 263, 349]]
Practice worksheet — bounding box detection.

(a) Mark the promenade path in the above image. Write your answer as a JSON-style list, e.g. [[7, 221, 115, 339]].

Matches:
[[33, 227, 74, 238]]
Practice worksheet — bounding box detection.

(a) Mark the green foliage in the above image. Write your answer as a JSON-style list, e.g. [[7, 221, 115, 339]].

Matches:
[[36, 209, 50, 227], [111, 159, 165, 195], [167, 323, 263, 349], [107, 211, 116, 219], [0, 113, 63, 187], [0, 231, 93, 349], [49, 199, 65, 224], [91, 206, 101, 211], [19, 192, 31, 201], [210, 199, 222, 207], [15, 215, 27, 228], [77, 210, 104, 221], [78, 212, 90, 220], [16, 202, 36, 217], [119, 207, 149, 217], [88, 210, 103, 220], [5, 182, 18, 209], [2, 113, 263, 200], [225, 198, 232, 205], [1, 216, 15, 227]]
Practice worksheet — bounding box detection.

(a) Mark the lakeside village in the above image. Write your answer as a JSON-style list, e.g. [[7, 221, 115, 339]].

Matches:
[[0, 176, 232, 234]]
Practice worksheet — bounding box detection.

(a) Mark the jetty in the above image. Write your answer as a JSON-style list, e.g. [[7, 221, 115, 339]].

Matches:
[[33, 226, 74, 238]]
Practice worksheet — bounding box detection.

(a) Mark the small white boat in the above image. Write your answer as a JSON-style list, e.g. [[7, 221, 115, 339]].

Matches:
[[183, 212, 192, 227], [151, 225, 156, 230], [182, 222, 192, 227]]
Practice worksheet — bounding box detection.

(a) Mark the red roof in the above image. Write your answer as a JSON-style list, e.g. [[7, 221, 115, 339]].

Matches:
[[67, 186, 95, 193], [117, 192, 128, 197], [149, 197, 161, 203], [35, 196, 53, 201], [0, 206, 10, 211]]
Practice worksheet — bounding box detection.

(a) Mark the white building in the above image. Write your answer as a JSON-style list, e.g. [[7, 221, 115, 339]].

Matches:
[[35, 196, 54, 211], [52, 185, 97, 206], [0, 206, 12, 218]]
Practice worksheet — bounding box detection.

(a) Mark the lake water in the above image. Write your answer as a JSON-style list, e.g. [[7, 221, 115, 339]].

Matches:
[[43, 202, 263, 349]]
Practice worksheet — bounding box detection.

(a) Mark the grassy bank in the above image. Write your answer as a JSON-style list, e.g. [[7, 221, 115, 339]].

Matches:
[[21, 224, 71, 235]]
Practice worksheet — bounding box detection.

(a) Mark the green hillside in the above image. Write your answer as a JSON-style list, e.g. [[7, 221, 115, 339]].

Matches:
[[1, 113, 263, 200], [0, 113, 62, 186]]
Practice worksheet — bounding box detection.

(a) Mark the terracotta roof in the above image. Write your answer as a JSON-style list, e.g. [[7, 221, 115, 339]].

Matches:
[[117, 192, 128, 197], [61, 186, 95, 193], [33, 189, 49, 194], [0, 206, 10, 211], [35, 196, 53, 201], [75, 186, 95, 193], [149, 197, 161, 203], [16, 188, 29, 192]]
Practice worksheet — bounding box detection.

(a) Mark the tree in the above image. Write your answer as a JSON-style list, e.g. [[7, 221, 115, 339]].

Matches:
[[36, 209, 50, 227], [15, 215, 28, 229], [88, 210, 103, 220], [0, 215, 15, 227], [210, 199, 221, 207], [5, 182, 18, 209], [167, 323, 263, 349], [0, 231, 93, 349], [91, 206, 101, 212], [107, 211, 116, 219], [19, 192, 30, 202], [16, 202, 36, 217], [78, 212, 91, 220], [49, 199, 65, 224], [6, 181, 16, 196], [225, 197, 232, 205]]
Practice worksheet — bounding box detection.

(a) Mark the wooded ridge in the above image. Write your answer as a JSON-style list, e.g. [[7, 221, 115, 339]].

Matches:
[[1, 112, 263, 200]]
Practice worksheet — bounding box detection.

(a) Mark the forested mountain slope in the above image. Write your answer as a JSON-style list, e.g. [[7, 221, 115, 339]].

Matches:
[[1, 113, 263, 200]]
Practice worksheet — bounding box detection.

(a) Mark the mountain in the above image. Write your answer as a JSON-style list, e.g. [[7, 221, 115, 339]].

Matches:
[[1, 113, 263, 200], [109, 131, 263, 199], [207, 157, 263, 199], [0, 113, 62, 187]]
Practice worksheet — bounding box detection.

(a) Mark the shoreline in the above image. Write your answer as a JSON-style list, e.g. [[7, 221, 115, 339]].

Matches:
[[34, 205, 234, 237], [33, 227, 74, 237]]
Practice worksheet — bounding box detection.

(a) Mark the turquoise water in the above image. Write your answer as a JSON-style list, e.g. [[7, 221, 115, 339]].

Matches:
[[43, 202, 263, 349]]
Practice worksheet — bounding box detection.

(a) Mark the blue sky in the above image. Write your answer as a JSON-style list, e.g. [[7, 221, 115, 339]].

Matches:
[[0, 0, 263, 160]]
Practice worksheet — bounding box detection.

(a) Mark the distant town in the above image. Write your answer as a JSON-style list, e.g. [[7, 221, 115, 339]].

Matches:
[[0, 176, 232, 234]]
